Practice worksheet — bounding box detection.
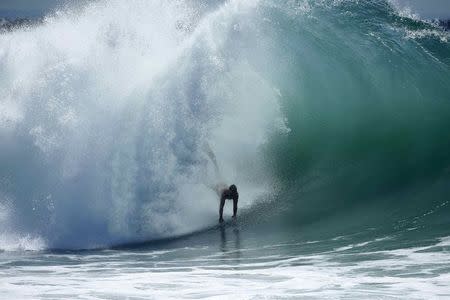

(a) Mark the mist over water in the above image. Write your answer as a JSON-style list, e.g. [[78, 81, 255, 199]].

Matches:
[[0, 0, 288, 249]]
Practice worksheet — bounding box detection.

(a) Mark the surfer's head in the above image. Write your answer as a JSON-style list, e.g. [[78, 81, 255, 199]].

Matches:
[[228, 184, 238, 199]]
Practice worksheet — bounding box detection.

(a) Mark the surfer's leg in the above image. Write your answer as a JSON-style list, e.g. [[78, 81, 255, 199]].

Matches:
[[232, 198, 238, 218], [204, 143, 222, 180]]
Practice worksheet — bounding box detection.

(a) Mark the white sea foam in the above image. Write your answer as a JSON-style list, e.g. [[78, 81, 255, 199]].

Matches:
[[0, 234, 46, 252], [0, 198, 46, 251], [405, 28, 449, 43], [1, 237, 449, 299]]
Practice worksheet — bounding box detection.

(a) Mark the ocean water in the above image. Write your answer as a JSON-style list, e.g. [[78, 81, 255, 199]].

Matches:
[[1, 0, 450, 298]]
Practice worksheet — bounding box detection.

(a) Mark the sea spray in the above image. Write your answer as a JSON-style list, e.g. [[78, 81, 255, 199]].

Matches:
[[0, 0, 287, 249]]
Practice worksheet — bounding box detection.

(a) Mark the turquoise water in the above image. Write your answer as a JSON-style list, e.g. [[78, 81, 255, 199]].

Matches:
[[1, 0, 450, 298]]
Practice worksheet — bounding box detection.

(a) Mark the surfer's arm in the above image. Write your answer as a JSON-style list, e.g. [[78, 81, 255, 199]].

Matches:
[[232, 194, 238, 218], [219, 194, 225, 222]]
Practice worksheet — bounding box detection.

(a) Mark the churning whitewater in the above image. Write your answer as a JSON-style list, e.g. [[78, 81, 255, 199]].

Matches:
[[1, 0, 450, 298], [0, 0, 288, 249]]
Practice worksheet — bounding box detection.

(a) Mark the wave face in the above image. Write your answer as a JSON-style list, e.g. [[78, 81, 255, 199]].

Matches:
[[1, 0, 450, 250], [264, 0, 450, 231]]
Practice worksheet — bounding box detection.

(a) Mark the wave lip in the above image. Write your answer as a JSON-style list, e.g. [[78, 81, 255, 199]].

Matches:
[[389, 0, 450, 20]]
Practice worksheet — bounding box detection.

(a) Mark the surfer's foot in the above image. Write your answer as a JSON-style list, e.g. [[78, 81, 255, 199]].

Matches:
[[219, 218, 224, 223]]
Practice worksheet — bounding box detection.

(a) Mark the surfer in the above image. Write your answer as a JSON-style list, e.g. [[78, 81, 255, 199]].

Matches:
[[203, 143, 239, 223], [219, 184, 239, 223]]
